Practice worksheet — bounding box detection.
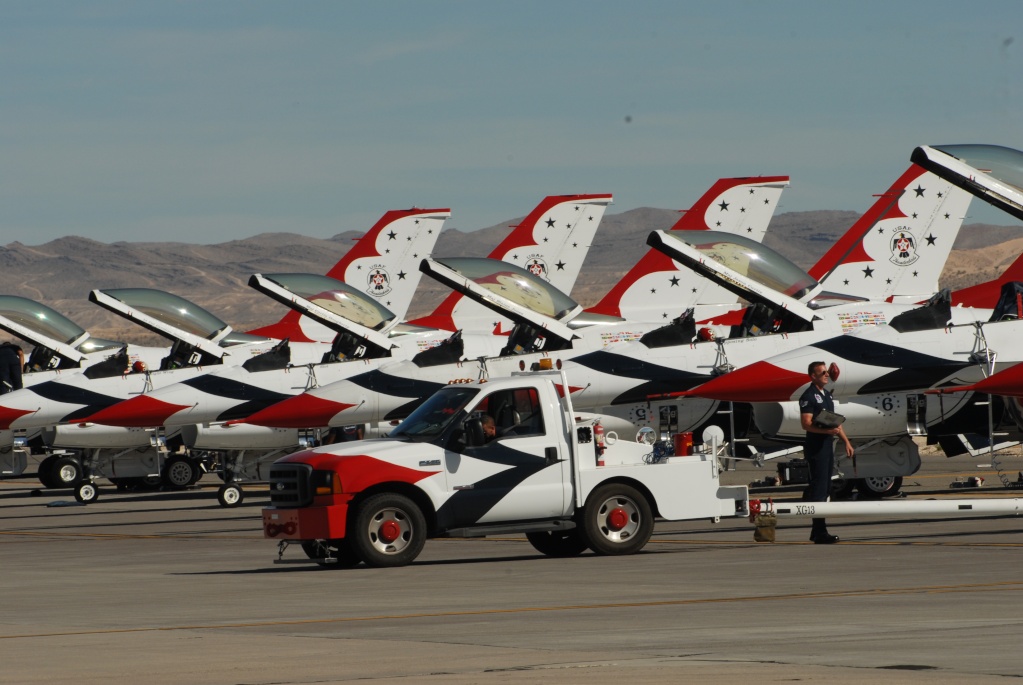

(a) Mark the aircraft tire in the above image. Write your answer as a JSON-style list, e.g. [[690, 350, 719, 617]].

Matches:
[[217, 484, 243, 507], [857, 476, 903, 499], [74, 481, 99, 504], [50, 456, 83, 489], [37, 455, 59, 488]]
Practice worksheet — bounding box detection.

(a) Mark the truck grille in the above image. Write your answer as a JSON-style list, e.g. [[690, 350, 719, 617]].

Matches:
[[268, 463, 313, 507]]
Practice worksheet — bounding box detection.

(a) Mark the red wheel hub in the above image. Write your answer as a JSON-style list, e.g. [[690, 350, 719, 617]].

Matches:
[[378, 520, 402, 544], [607, 507, 629, 531]]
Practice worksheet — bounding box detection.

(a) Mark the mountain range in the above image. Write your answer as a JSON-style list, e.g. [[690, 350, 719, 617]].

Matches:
[[2, 208, 1021, 344]]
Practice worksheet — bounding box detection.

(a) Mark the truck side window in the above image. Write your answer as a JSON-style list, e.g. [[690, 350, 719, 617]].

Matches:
[[470, 387, 545, 439]]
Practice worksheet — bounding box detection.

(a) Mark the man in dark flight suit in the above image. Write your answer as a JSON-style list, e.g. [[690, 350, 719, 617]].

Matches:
[[799, 361, 854, 544]]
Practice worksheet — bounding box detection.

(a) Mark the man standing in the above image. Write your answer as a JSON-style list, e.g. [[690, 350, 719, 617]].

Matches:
[[0, 341, 23, 394], [799, 361, 854, 544]]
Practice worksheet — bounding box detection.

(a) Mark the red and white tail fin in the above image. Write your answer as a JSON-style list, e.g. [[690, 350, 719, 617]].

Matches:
[[813, 166, 972, 303], [410, 194, 612, 333], [248, 208, 449, 342], [585, 176, 789, 321]]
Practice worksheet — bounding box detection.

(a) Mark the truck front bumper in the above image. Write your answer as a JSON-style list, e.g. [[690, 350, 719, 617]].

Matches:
[[263, 503, 349, 541]]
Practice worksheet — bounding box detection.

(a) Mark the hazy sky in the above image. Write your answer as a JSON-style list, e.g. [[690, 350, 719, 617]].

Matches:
[[2, 1, 1020, 245]]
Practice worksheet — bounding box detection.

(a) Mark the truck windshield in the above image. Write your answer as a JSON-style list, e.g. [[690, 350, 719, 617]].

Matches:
[[389, 386, 481, 441]]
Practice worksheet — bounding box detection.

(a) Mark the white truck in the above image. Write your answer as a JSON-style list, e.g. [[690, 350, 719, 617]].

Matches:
[[262, 372, 750, 567]]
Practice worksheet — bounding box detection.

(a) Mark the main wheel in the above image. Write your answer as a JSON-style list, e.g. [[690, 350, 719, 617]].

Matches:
[[37, 455, 59, 488], [217, 484, 244, 507], [857, 476, 903, 499], [580, 483, 653, 556], [162, 455, 199, 489], [74, 481, 99, 503], [50, 456, 83, 489], [351, 493, 426, 568], [301, 539, 362, 568], [525, 529, 589, 557]]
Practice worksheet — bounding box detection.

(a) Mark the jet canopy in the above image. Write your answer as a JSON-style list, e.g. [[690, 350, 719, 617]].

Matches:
[[92, 288, 230, 341], [0, 296, 127, 369], [430, 257, 581, 321], [912, 144, 1023, 221], [254, 273, 396, 331], [0, 295, 89, 348], [672, 230, 820, 300]]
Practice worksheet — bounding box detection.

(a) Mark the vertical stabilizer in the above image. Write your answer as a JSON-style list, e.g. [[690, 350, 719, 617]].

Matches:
[[814, 166, 972, 304], [248, 208, 449, 341], [585, 177, 789, 321]]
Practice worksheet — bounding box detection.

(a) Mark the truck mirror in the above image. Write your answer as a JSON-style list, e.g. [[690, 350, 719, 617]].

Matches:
[[463, 418, 485, 447]]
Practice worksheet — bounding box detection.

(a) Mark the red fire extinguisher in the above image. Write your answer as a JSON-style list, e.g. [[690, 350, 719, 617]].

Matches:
[[594, 420, 606, 466]]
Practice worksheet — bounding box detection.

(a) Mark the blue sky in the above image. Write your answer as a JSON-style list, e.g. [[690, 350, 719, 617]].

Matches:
[[2, 1, 1020, 244]]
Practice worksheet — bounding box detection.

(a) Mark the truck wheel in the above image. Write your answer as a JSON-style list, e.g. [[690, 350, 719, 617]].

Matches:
[[74, 482, 99, 504], [217, 484, 244, 507], [301, 539, 362, 569], [51, 456, 84, 489], [351, 493, 426, 567], [581, 483, 653, 556], [37, 456, 59, 488], [526, 530, 589, 557], [857, 476, 903, 499], [162, 455, 198, 489]]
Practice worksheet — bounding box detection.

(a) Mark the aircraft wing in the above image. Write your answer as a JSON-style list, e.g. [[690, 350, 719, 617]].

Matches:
[[911, 144, 1023, 222]]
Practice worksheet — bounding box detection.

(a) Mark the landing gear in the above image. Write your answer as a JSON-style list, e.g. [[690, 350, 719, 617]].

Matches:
[[74, 481, 99, 504], [858, 476, 903, 499], [217, 484, 244, 507], [50, 456, 83, 489], [162, 455, 202, 489]]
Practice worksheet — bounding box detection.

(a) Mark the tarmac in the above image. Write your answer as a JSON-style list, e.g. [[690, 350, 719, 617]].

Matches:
[[2, 447, 1023, 684]]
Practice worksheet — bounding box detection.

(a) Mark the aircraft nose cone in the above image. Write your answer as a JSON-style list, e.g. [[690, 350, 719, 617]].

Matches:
[[244, 393, 355, 428], [683, 361, 808, 402], [82, 395, 192, 427]]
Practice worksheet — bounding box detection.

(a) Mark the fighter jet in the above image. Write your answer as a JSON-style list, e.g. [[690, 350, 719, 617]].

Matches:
[[0, 207, 451, 491], [94, 177, 787, 435]]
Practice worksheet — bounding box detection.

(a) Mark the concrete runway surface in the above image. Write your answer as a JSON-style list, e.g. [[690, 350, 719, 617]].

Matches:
[[2, 450, 1023, 684]]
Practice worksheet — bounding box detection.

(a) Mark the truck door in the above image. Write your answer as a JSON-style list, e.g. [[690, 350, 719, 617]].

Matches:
[[439, 385, 569, 528]]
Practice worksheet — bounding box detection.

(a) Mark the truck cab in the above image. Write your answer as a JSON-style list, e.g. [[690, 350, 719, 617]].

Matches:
[[263, 373, 748, 568]]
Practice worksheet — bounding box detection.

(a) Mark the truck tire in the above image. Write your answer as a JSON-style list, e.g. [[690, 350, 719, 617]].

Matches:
[[580, 483, 653, 556], [351, 493, 426, 567], [301, 539, 362, 569], [526, 530, 589, 558]]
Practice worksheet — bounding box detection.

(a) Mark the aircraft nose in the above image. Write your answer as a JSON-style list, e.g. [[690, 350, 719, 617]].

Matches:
[[681, 361, 809, 402], [82, 395, 191, 428], [0, 404, 37, 430], [243, 393, 355, 428]]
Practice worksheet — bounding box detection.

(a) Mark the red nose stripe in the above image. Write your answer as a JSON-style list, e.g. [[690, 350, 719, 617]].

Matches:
[[244, 393, 355, 428], [680, 362, 808, 402], [80, 395, 192, 427], [0, 405, 37, 430]]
